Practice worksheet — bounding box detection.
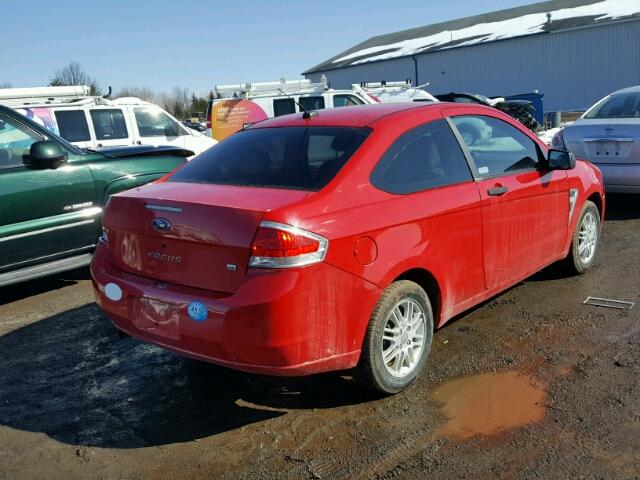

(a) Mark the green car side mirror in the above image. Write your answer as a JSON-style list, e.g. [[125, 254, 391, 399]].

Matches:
[[25, 140, 68, 169]]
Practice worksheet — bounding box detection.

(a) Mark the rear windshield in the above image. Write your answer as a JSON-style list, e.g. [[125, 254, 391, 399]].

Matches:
[[170, 126, 370, 190], [585, 92, 640, 119]]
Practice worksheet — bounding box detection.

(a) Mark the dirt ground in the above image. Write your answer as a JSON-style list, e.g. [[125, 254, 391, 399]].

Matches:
[[1, 195, 639, 480]]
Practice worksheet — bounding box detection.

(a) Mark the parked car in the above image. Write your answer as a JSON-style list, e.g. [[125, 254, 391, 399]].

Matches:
[[206, 78, 373, 141], [182, 120, 207, 133], [0, 104, 191, 287], [436, 92, 541, 132], [552, 86, 640, 193], [92, 102, 604, 393], [0, 86, 217, 156]]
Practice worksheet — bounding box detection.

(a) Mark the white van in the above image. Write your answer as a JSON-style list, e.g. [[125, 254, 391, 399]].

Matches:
[[0, 86, 217, 156], [206, 78, 375, 141]]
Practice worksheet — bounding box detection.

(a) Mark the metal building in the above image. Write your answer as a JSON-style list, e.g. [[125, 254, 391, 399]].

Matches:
[[303, 0, 640, 112]]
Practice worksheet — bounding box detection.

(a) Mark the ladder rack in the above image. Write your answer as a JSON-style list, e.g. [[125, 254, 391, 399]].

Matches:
[[214, 76, 329, 99], [358, 80, 413, 89], [0, 85, 93, 107]]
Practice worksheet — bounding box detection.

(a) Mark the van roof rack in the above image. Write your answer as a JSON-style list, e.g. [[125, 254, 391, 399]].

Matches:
[[0, 85, 93, 107], [358, 80, 414, 89], [0, 85, 152, 109], [214, 76, 330, 99]]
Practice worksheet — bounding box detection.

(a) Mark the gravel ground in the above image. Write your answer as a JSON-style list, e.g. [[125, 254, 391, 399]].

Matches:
[[0, 194, 638, 480]]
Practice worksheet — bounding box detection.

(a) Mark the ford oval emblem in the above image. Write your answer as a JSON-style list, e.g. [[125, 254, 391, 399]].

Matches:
[[152, 217, 172, 232]]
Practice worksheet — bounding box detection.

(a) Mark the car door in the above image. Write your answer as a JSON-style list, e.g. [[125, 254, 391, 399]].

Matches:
[[369, 118, 486, 312], [88, 107, 134, 147], [127, 105, 188, 148], [0, 112, 98, 271], [448, 111, 569, 290]]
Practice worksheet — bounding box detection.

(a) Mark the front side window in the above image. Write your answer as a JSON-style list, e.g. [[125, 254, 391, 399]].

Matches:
[[0, 113, 43, 168], [54, 110, 91, 142], [585, 92, 640, 119], [170, 126, 370, 191], [273, 98, 296, 117], [298, 96, 325, 112], [451, 115, 541, 176], [90, 109, 129, 140], [134, 107, 185, 137], [333, 94, 365, 107], [371, 119, 472, 194]]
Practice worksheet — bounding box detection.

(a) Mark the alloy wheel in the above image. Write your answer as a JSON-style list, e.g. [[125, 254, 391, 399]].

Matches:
[[578, 211, 598, 265], [381, 299, 426, 378]]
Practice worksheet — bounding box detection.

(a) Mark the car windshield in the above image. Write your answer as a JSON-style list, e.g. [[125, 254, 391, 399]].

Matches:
[[170, 126, 370, 191], [585, 92, 640, 119]]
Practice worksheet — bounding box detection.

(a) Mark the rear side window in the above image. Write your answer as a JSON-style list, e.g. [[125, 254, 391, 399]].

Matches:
[[371, 119, 472, 194], [273, 98, 295, 117], [54, 110, 90, 142], [90, 109, 128, 140], [334, 94, 365, 107], [451, 115, 541, 176], [170, 126, 370, 191], [298, 96, 325, 111]]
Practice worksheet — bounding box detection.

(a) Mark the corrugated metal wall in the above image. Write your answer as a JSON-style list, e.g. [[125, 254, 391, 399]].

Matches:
[[306, 20, 640, 112]]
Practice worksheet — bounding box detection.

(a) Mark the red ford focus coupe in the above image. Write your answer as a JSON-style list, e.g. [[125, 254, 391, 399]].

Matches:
[[91, 103, 605, 393]]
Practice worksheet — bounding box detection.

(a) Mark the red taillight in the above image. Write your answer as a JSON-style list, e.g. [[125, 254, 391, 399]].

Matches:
[[249, 222, 328, 268]]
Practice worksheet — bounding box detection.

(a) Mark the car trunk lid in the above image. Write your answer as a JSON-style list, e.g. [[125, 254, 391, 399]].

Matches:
[[103, 182, 309, 293], [564, 120, 640, 164]]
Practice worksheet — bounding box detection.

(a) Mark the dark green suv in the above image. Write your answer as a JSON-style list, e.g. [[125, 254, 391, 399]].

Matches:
[[0, 104, 191, 286]]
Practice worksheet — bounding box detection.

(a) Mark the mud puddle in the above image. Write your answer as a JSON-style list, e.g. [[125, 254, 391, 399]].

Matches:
[[431, 370, 547, 440]]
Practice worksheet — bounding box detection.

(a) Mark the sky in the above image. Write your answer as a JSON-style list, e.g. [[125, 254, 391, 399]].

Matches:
[[2, 0, 535, 97]]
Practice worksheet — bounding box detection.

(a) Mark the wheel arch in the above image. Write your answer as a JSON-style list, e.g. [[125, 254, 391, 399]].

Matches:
[[586, 192, 604, 220], [393, 268, 441, 330]]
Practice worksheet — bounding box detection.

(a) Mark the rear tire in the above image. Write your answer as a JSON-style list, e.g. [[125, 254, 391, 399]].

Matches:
[[357, 280, 434, 394], [564, 200, 601, 274]]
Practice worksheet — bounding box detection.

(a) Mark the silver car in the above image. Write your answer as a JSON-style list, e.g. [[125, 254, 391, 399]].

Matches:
[[553, 86, 640, 193]]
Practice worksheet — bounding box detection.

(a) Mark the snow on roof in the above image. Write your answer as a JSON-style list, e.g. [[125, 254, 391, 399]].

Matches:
[[304, 0, 640, 74]]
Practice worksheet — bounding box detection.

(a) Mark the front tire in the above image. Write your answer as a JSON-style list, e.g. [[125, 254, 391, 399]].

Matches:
[[358, 280, 434, 394], [564, 200, 601, 274]]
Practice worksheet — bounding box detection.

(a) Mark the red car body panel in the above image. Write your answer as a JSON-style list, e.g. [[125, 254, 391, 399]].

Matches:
[[91, 103, 605, 375], [92, 244, 380, 374]]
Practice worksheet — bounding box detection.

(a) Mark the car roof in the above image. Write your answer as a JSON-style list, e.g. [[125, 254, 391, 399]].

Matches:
[[250, 102, 437, 129], [611, 85, 640, 95]]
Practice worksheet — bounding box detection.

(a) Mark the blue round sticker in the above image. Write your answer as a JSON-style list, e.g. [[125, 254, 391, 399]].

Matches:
[[187, 301, 208, 323]]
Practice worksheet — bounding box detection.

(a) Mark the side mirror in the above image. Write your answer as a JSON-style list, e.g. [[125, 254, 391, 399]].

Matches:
[[25, 140, 68, 169], [548, 149, 576, 170]]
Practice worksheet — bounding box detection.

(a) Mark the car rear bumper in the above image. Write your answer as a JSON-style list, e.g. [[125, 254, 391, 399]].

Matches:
[[90, 242, 380, 376], [593, 162, 640, 193]]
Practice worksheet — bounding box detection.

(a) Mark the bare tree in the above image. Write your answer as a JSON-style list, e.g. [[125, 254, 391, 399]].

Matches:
[[116, 86, 156, 102], [50, 61, 101, 95], [0, 82, 11, 88], [158, 86, 191, 119]]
